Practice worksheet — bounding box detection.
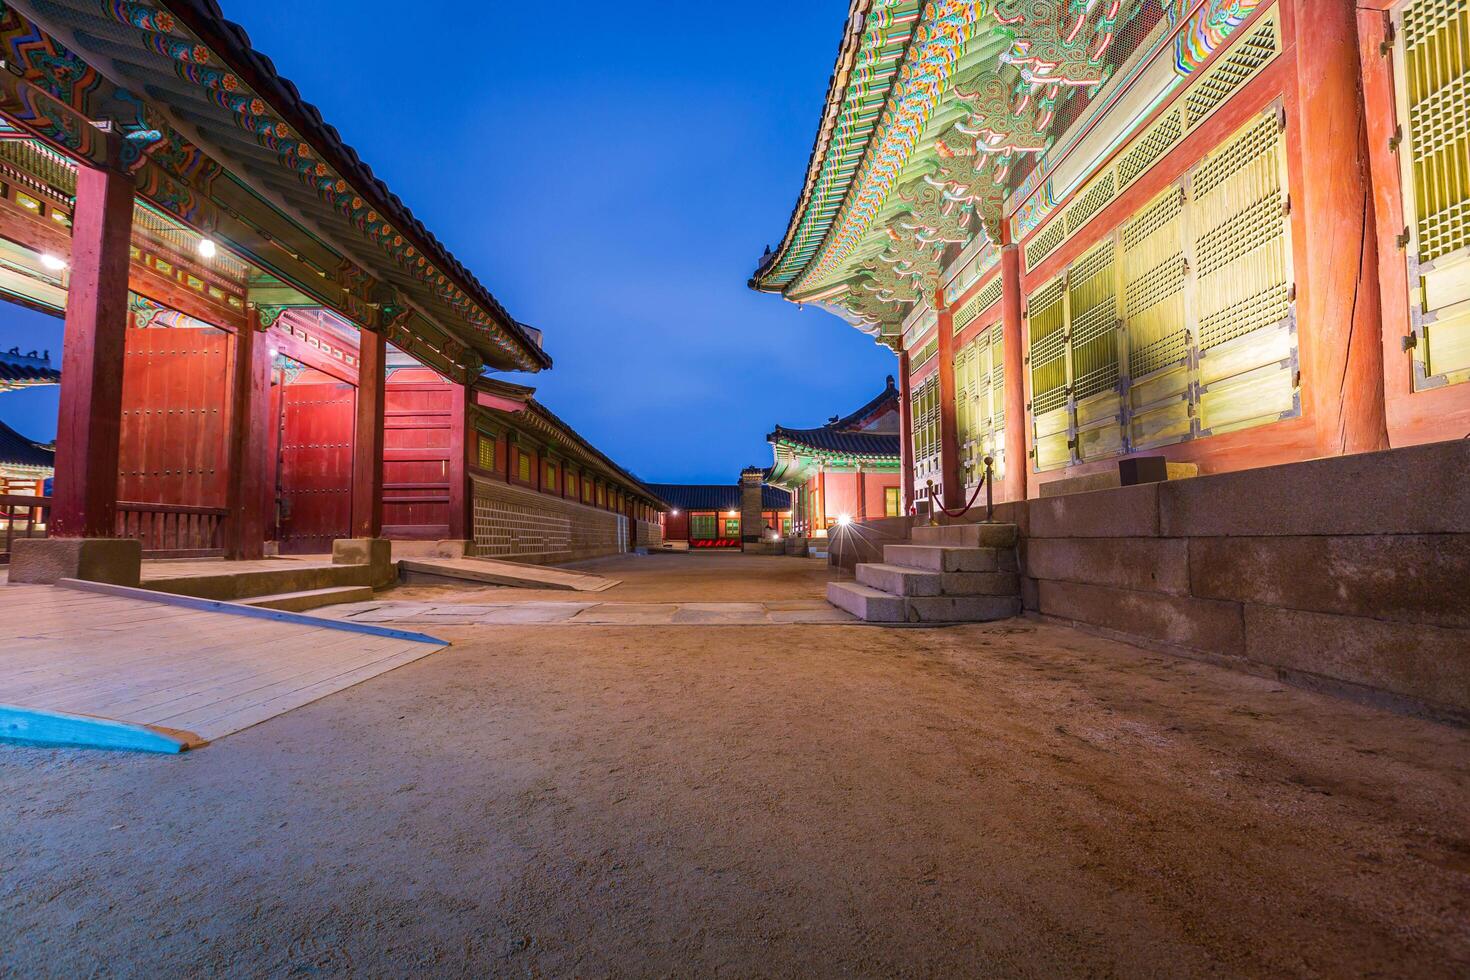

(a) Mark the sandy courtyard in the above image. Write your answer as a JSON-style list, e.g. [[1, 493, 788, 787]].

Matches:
[[2, 553, 1467, 976]]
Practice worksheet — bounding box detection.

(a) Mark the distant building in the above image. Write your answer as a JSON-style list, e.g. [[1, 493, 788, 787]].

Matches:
[[648, 481, 791, 549], [0, 417, 52, 497], [0, 347, 58, 393], [766, 377, 903, 537]]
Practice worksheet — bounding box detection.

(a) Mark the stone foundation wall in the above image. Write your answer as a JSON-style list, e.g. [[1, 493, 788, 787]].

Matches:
[[636, 519, 662, 550], [1016, 440, 1470, 723], [471, 475, 628, 565]]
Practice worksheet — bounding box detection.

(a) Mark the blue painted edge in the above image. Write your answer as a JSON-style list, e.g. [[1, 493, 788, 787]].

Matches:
[[56, 579, 447, 646], [0, 703, 190, 754]]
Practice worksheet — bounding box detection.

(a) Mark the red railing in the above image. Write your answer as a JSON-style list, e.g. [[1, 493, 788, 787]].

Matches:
[[116, 501, 228, 558], [0, 493, 50, 561]]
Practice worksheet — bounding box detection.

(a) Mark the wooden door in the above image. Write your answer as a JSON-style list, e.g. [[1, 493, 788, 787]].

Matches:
[[118, 325, 232, 507], [382, 372, 454, 539], [276, 376, 354, 555]]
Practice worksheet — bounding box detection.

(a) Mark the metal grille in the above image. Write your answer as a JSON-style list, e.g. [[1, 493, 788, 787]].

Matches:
[[911, 374, 942, 480], [1025, 220, 1067, 271], [1027, 279, 1069, 415], [1117, 108, 1184, 190], [1184, 16, 1281, 131], [1067, 242, 1120, 402], [1192, 114, 1290, 350], [1123, 193, 1190, 378], [1066, 172, 1118, 235], [955, 276, 1004, 331], [1397, 0, 1470, 386], [1403, 0, 1470, 264]]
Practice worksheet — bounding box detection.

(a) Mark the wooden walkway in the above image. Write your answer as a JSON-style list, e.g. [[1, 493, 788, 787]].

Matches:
[[399, 556, 619, 592], [0, 584, 446, 752]]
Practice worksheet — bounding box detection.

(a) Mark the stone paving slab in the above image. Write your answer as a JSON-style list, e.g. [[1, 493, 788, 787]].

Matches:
[[324, 600, 861, 627]]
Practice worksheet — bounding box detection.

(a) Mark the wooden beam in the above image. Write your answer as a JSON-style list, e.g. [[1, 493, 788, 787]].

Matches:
[[1000, 239, 1028, 503], [897, 350, 915, 514], [351, 329, 387, 538], [1285, 0, 1389, 456], [935, 288, 963, 509], [50, 165, 133, 537], [226, 308, 273, 558]]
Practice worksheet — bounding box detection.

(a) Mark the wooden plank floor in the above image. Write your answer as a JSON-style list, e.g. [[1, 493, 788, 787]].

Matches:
[[0, 585, 446, 749]]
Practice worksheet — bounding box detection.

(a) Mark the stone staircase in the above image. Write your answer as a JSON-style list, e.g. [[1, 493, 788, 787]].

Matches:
[[826, 522, 1022, 624]]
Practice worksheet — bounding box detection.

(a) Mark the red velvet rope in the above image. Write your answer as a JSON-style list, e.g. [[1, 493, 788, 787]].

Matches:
[[927, 470, 988, 518]]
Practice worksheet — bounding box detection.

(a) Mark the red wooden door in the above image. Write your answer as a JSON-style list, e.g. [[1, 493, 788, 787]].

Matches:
[[276, 375, 355, 554], [118, 326, 232, 507], [383, 371, 453, 539]]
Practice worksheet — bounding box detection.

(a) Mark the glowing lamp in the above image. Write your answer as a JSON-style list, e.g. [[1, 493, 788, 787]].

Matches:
[[197, 238, 218, 259], [836, 513, 853, 527], [39, 254, 66, 271]]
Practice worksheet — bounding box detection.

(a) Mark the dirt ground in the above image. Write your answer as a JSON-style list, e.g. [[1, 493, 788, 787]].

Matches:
[[3, 553, 1468, 977]]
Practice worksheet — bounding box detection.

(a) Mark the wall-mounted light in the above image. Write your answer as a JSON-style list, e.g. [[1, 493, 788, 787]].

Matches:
[[38, 254, 66, 271], [836, 513, 853, 527], [197, 238, 218, 259]]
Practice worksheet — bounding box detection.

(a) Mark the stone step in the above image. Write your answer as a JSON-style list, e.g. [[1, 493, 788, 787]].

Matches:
[[826, 581, 905, 623], [238, 585, 377, 612], [856, 562, 1018, 598], [910, 522, 1019, 548], [906, 595, 1022, 624], [883, 544, 1016, 573]]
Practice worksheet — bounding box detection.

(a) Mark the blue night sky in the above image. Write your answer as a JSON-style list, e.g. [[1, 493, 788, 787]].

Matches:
[[0, 0, 899, 485]]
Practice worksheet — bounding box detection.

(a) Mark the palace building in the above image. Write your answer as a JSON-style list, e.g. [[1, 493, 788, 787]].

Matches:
[[650, 479, 792, 549], [766, 376, 903, 537], [752, 0, 1470, 509], [0, 0, 654, 578]]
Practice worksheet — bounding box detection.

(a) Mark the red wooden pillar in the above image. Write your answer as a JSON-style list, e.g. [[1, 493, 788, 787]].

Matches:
[[1286, 0, 1389, 457], [999, 239, 1029, 503], [351, 329, 387, 538], [897, 349, 915, 513], [856, 467, 866, 521], [448, 380, 468, 540], [50, 165, 134, 538], [226, 309, 274, 558], [935, 288, 963, 509]]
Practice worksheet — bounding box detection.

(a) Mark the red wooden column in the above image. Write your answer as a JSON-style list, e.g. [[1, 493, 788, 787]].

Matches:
[[999, 239, 1029, 503], [1286, 0, 1389, 457], [226, 309, 274, 558], [447, 379, 469, 541], [934, 288, 963, 509], [856, 466, 867, 520], [897, 349, 915, 513], [351, 329, 387, 538], [50, 165, 135, 538]]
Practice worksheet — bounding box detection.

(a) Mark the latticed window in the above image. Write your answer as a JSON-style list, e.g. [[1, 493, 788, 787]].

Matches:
[[1025, 106, 1298, 472], [516, 451, 532, 483], [544, 462, 557, 491], [476, 433, 496, 471], [1394, 0, 1470, 389], [691, 514, 717, 539], [955, 322, 1007, 486], [723, 517, 741, 537], [884, 486, 901, 518], [910, 373, 941, 491]]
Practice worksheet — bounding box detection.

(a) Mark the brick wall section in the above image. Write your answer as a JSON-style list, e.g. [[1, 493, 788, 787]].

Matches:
[[471, 475, 628, 565], [1016, 439, 1470, 723]]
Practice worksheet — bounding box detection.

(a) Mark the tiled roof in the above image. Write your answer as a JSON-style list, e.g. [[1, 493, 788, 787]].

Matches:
[[0, 418, 54, 470], [830, 375, 899, 430], [768, 426, 900, 459], [0, 348, 59, 391], [645, 484, 792, 512]]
